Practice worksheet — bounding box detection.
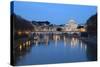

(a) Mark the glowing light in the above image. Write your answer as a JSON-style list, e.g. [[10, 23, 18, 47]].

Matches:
[[18, 31, 22, 35], [80, 28, 86, 32], [25, 31, 29, 34], [71, 38, 78, 48], [26, 41, 29, 45], [35, 41, 38, 46], [64, 36, 67, 47], [80, 41, 83, 49], [28, 41, 31, 45], [19, 45, 22, 51]]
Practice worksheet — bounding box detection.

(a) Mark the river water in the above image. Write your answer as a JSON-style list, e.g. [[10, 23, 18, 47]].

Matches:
[[14, 34, 97, 66]]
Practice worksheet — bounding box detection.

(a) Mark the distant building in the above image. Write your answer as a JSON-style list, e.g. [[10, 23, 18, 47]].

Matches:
[[31, 19, 87, 32], [64, 19, 78, 31]]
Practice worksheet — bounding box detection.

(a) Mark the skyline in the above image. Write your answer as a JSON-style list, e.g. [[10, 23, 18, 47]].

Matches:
[[12, 1, 97, 25]]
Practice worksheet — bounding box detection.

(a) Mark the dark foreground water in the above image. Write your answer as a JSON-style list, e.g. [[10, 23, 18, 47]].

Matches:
[[14, 34, 97, 66]]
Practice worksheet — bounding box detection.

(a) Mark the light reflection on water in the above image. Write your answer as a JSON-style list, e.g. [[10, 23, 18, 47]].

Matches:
[[14, 34, 96, 66]]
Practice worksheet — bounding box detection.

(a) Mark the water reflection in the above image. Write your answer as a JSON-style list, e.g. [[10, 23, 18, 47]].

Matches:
[[54, 34, 60, 47], [80, 40, 87, 51], [71, 37, 77, 48], [13, 33, 97, 65], [34, 40, 39, 46], [18, 40, 31, 51]]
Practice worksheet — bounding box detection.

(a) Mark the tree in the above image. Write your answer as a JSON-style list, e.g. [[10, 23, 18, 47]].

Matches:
[[86, 13, 97, 36]]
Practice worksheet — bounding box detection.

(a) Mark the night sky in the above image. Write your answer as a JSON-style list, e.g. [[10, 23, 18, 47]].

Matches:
[[13, 1, 97, 25]]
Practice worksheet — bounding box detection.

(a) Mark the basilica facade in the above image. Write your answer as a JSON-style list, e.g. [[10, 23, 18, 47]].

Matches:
[[64, 19, 78, 32]]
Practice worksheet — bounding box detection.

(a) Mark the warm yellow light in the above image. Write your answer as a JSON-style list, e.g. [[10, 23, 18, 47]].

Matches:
[[25, 31, 30, 34], [28, 41, 30, 45], [80, 28, 86, 32], [19, 45, 22, 51], [26, 41, 29, 45], [18, 31, 22, 35]]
